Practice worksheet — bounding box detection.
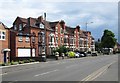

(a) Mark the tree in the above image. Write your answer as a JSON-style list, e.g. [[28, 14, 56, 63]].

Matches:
[[53, 46, 69, 56], [101, 29, 116, 48], [95, 39, 101, 52]]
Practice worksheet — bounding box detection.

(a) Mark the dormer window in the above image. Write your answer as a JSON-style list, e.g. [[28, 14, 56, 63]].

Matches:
[[14, 25, 17, 30], [19, 24, 22, 31], [39, 23, 44, 29]]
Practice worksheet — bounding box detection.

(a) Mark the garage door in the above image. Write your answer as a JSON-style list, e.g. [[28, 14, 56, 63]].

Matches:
[[18, 48, 31, 57]]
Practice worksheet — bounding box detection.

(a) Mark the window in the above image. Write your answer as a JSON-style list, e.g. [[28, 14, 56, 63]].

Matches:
[[32, 37, 35, 43], [0, 31, 6, 40], [56, 27, 58, 32], [64, 37, 68, 43], [56, 37, 58, 43], [14, 25, 17, 30], [39, 23, 44, 28], [0, 31, 1, 39], [79, 39, 83, 46], [19, 36, 22, 42], [38, 33, 41, 43], [19, 24, 22, 31], [61, 38, 63, 43], [61, 28, 64, 33], [26, 36, 29, 42], [42, 32, 45, 43]]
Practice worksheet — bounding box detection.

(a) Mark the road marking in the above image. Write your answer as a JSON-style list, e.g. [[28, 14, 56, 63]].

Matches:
[[66, 65, 77, 69], [81, 61, 116, 82], [34, 69, 59, 77]]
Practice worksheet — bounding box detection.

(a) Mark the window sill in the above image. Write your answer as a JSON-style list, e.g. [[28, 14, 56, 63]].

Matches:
[[18, 40, 23, 42], [25, 41, 30, 43]]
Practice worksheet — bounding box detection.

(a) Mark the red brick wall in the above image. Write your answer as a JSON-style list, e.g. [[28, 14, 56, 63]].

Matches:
[[0, 25, 9, 63], [10, 31, 16, 61], [30, 28, 41, 57], [15, 36, 30, 57]]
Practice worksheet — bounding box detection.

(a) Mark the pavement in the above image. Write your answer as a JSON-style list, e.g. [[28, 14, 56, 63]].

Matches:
[[1, 54, 119, 82]]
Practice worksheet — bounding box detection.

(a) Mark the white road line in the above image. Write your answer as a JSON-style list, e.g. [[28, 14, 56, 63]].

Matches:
[[81, 61, 116, 81], [66, 65, 77, 69], [34, 69, 59, 77]]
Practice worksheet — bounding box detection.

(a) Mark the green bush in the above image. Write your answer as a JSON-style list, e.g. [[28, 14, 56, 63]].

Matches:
[[68, 51, 75, 58], [1, 63, 7, 66], [29, 59, 35, 62], [23, 60, 30, 63], [53, 46, 69, 56], [11, 61, 18, 65], [18, 61, 24, 64], [1, 62, 11, 66]]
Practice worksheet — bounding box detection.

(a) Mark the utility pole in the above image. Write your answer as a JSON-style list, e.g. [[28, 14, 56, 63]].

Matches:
[[42, 12, 47, 62]]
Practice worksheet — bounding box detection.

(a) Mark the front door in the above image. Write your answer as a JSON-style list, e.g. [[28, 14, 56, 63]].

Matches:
[[4, 51, 7, 63]]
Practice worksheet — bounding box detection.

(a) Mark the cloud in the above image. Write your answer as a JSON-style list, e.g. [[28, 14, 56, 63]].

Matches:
[[0, 1, 118, 41]]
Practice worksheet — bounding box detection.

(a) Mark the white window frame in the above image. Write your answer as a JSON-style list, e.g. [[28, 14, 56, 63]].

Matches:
[[39, 23, 44, 29], [0, 31, 6, 40], [56, 27, 58, 32], [19, 24, 22, 31], [19, 36, 23, 42], [26, 36, 29, 42], [60, 28, 63, 33], [14, 25, 17, 30]]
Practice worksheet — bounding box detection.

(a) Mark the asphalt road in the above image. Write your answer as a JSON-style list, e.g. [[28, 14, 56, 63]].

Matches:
[[1, 54, 118, 82]]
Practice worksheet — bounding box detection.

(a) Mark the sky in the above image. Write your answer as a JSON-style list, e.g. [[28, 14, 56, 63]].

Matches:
[[0, 0, 119, 42]]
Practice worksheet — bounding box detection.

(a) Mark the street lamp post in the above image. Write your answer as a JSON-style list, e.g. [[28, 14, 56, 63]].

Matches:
[[41, 12, 47, 62], [85, 22, 93, 52]]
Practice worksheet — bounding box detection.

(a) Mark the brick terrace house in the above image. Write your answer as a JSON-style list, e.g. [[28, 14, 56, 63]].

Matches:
[[10, 16, 95, 61], [0, 22, 10, 63], [10, 16, 66, 60]]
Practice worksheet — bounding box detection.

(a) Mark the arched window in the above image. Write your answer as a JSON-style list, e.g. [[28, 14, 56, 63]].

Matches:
[[49, 33, 54, 43], [32, 32, 36, 43], [38, 31, 45, 44]]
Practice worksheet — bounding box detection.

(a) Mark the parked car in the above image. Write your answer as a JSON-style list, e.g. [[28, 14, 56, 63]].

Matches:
[[92, 52, 98, 56], [68, 51, 75, 58], [86, 51, 92, 56], [78, 51, 87, 57], [75, 52, 80, 58]]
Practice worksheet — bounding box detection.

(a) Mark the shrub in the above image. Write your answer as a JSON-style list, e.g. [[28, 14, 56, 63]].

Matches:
[[1, 63, 6, 66], [29, 59, 35, 62], [68, 51, 75, 58], [11, 61, 18, 65], [18, 61, 24, 64], [1, 62, 11, 66], [23, 60, 30, 63], [53, 46, 69, 56]]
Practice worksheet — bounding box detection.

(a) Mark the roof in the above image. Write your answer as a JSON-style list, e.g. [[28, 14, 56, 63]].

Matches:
[[80, 30, 86, 38], [65, 26, 75, 34], [49, 21, 59, 28], [0, 21, 9, 29], [19, 17, 28, 23], [17, 17, 55, 31]]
